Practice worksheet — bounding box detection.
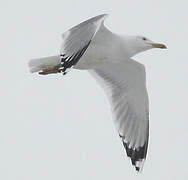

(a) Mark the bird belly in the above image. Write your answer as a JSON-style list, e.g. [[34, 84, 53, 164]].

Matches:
[[74, 44, 110, 70], [74, 26, 125, 70]]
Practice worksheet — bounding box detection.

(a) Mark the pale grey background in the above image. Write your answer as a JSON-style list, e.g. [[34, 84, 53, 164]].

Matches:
[[0, 0, 187, 179]]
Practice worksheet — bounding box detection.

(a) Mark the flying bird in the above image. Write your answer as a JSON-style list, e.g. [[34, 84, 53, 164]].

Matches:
[[28, 14, 166, 172]]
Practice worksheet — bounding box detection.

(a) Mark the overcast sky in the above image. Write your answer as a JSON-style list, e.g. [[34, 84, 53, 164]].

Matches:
[[0, 0, 188, 179]]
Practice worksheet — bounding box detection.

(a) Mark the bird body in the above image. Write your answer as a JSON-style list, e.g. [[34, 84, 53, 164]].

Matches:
[[28, 14, 166, 172], [75, 24, 120, 69]]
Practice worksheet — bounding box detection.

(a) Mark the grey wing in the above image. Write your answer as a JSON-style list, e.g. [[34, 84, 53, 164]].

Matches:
[[59, 14, 108, 74], [89, 59, 149, 172]]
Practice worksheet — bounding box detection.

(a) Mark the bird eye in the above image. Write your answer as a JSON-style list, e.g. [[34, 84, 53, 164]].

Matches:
[[142, 37, 147, 41]]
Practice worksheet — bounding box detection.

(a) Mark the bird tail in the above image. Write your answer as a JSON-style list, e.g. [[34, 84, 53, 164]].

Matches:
[[28, 55, 61, 74]]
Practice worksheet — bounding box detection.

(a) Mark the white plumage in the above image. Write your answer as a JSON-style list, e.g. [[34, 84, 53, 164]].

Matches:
[[28, 14, 166, 171]]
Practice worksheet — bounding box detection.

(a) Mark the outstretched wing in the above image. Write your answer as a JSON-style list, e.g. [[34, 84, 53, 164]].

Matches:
[[90, 59, 149, 172], [59, 14, 108, 74]]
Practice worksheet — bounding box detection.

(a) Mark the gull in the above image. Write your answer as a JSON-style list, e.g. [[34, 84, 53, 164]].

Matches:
[[28, 14, 167, 172]]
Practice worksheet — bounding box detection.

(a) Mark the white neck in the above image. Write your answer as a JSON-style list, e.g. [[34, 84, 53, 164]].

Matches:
[[120, 36, 146, 57]]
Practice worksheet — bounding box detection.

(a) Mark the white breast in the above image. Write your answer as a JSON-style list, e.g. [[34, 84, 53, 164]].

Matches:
[[74, 25, 123, 70]]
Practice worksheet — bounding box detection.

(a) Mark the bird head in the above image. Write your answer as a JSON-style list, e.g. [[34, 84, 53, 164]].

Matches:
[[125, 36, 167, 57]]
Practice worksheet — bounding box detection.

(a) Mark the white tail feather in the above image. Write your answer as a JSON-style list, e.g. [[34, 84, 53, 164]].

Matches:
[[28, 55, 61, 73]]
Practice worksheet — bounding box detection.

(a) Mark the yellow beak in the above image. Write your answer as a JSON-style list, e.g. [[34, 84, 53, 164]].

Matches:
[[151, 43, 167, 49]]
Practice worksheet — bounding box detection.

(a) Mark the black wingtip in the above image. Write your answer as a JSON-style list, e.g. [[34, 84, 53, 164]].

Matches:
[[122, 140, 148, 172], [59, 41, 91, 75]]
